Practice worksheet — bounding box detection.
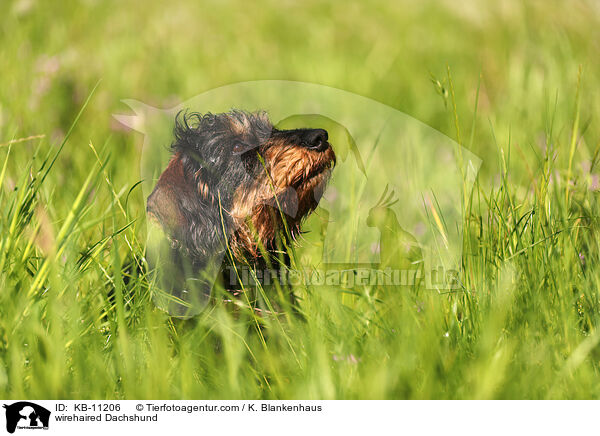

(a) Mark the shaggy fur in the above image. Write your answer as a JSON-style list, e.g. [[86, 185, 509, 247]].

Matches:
[[147, 110, 336, 286]]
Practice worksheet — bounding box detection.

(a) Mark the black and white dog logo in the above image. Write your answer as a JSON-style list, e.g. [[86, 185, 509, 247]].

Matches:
[[2, 402, 50, 433]]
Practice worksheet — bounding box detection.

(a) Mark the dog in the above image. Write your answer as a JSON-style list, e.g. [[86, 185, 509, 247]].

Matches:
[[146, 110, 336, 314]]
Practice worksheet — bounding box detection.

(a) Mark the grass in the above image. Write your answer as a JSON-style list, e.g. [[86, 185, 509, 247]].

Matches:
[[2, 0, 600, 399]]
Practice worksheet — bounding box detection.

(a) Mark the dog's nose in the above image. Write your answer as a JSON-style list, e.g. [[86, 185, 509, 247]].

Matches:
[[303, 129, 329, 150]]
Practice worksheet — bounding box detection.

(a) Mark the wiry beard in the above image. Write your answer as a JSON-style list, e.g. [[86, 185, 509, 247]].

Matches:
[[228, 142, 336, 259]]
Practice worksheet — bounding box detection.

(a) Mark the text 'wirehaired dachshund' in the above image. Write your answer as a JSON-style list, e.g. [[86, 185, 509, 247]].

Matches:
[[146, 110, 336, 315]]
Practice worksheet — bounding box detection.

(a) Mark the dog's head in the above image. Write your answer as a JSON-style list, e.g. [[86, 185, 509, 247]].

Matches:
[[147, 110, 336, 265]]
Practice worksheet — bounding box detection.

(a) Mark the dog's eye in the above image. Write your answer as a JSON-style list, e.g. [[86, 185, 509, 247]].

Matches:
[[232, 142, 256, 155]]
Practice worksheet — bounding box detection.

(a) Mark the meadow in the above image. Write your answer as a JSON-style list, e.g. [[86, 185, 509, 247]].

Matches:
[[1, 0, 600, 399]]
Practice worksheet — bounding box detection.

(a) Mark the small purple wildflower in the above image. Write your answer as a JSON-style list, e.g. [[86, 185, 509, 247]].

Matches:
[[332, 354, 360, 364], [590, 174, 599, 191]]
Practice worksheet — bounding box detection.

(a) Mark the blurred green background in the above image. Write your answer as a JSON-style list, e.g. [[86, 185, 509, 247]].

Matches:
[[2, 0, 599, 190], [2, 0, 600, 399]]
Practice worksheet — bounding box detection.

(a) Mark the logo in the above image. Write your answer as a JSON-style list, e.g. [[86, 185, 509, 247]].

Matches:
[[2, 402, 50, 434]]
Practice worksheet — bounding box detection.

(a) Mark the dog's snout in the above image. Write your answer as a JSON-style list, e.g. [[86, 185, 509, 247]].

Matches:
[[303, 129, 329, 150]]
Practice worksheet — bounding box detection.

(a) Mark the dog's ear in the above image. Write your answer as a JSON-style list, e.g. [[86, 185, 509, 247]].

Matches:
[[147, 155, 190, 239], [147, 154, 231, 265]]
